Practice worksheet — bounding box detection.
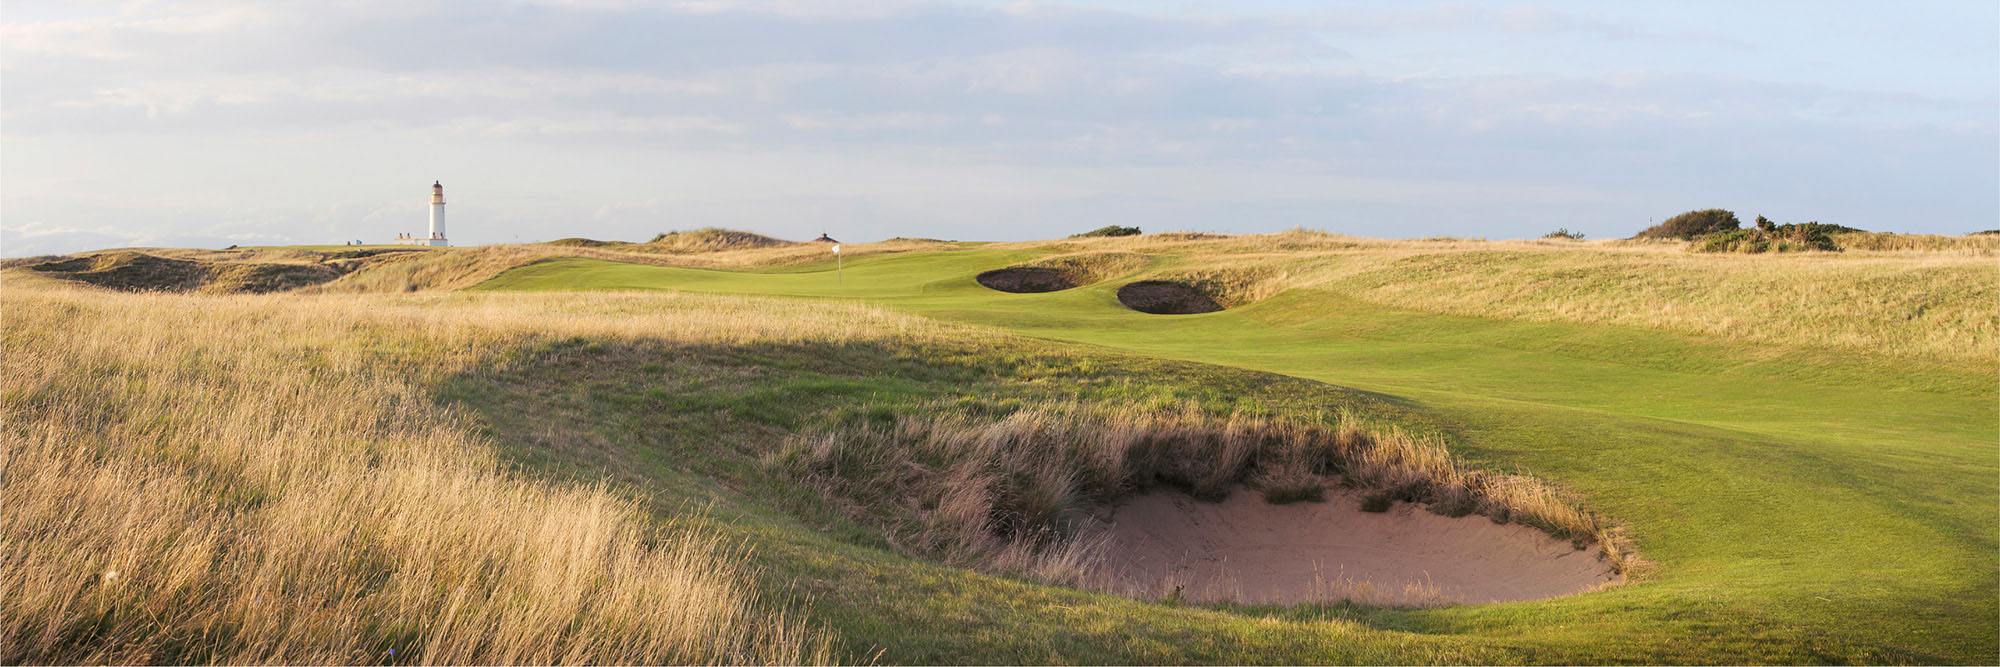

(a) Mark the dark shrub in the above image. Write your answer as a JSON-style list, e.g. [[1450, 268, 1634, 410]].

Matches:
[[1635, 209, 1741, 240], [1541, 228, 1585, 240], [1071, 225, 1141, 238], [1691, 222, 1842, 253], [1804, 221, 1864, 234]]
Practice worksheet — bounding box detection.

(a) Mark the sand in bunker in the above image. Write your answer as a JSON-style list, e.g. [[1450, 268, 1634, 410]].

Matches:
[[1092, 489, 1619, 606]]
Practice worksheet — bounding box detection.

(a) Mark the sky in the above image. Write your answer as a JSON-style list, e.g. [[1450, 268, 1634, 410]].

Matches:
[[2, 1, 1995, 255]]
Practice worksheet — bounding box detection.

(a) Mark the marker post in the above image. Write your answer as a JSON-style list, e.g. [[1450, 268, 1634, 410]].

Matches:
[[833, 244, 842, 283]]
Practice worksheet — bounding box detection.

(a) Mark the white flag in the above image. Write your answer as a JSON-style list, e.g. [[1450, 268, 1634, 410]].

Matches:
[[832, 244, 841, 253]]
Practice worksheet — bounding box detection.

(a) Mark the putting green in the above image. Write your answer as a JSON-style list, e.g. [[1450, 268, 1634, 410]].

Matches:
[[473, 250, 1998, 663]]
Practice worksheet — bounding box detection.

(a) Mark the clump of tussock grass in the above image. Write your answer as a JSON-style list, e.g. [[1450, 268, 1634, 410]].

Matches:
[[2, 285, 837, 665], [766, 402, 1637, 589]]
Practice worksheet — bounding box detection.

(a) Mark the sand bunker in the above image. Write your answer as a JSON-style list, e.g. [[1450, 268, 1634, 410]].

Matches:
[[977, 267, 1080, 293], [1089, 489, 1618, 606], [1117, 281, 1223, 314]]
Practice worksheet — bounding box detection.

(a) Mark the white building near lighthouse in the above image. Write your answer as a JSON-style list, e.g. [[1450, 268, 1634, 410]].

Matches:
[[396, 181, 450, 246]]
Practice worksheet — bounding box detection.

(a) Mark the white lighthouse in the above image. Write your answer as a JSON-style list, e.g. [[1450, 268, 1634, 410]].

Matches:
[[425, 181, 448, 246], [395, 182, 452, 246]]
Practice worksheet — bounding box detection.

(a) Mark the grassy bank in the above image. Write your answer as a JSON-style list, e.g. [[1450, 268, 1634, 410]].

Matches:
[[1, 284, 838, 665]]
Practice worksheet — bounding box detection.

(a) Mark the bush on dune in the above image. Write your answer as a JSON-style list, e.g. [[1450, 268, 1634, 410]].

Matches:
[[1692, 221, 1844, 254], [1071, 225, 1142, 238], [1633, 209, 1741, 240]]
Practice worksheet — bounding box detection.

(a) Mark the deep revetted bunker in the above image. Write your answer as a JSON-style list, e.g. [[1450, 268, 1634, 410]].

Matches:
[[1087, 488, 1620, 606], [977, 267, 1080, 293], [1116, 280, 1223, 314]]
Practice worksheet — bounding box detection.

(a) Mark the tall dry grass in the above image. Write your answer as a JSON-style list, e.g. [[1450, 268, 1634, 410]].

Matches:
[[768, 401, 1636, 593], [1, 283, 879, 665], [1831, 231, 2000, 254]]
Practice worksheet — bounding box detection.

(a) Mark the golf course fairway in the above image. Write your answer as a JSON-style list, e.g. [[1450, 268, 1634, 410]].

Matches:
[[464, 243, 1998, 664]]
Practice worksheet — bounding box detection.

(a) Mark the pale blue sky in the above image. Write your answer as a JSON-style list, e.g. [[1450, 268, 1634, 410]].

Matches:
[[3, 1, 1993, 254]]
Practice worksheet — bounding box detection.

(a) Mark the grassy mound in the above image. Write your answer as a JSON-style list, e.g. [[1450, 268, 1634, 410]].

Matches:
[[543, 237, 624, 248], [646, 228, 792, 253], [28, 252, 211, 291], [1149, 231, 1230, 240], [21, 251, 343, 293], [1117, 281, 1224, 314]]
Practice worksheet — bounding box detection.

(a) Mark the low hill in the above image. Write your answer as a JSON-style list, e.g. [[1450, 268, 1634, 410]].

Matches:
[[10, 248, 425, 294], [645, 228, 793, 253]]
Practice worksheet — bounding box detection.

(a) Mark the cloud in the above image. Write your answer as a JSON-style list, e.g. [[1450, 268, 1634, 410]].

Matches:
[[0, 1, 1993, 250]]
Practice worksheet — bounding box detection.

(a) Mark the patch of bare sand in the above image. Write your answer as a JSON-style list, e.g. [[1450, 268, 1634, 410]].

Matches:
[[1089, 489, 1620, 606]]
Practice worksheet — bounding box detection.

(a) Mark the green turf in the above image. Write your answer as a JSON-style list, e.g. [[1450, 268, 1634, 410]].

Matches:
[[466, 252, 1999, 664]]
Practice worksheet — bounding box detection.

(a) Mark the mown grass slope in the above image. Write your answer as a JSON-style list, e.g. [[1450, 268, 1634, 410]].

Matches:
[[465, 234, 1998, 663]]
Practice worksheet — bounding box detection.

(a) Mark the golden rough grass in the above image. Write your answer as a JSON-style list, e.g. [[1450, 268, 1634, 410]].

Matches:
[[1017, 251, 1154, 285], [1832, 231, 2000, 254], [646, 228, 791, 249], [1005, 231, 1997, 364], [1, 283, 876, 665]]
